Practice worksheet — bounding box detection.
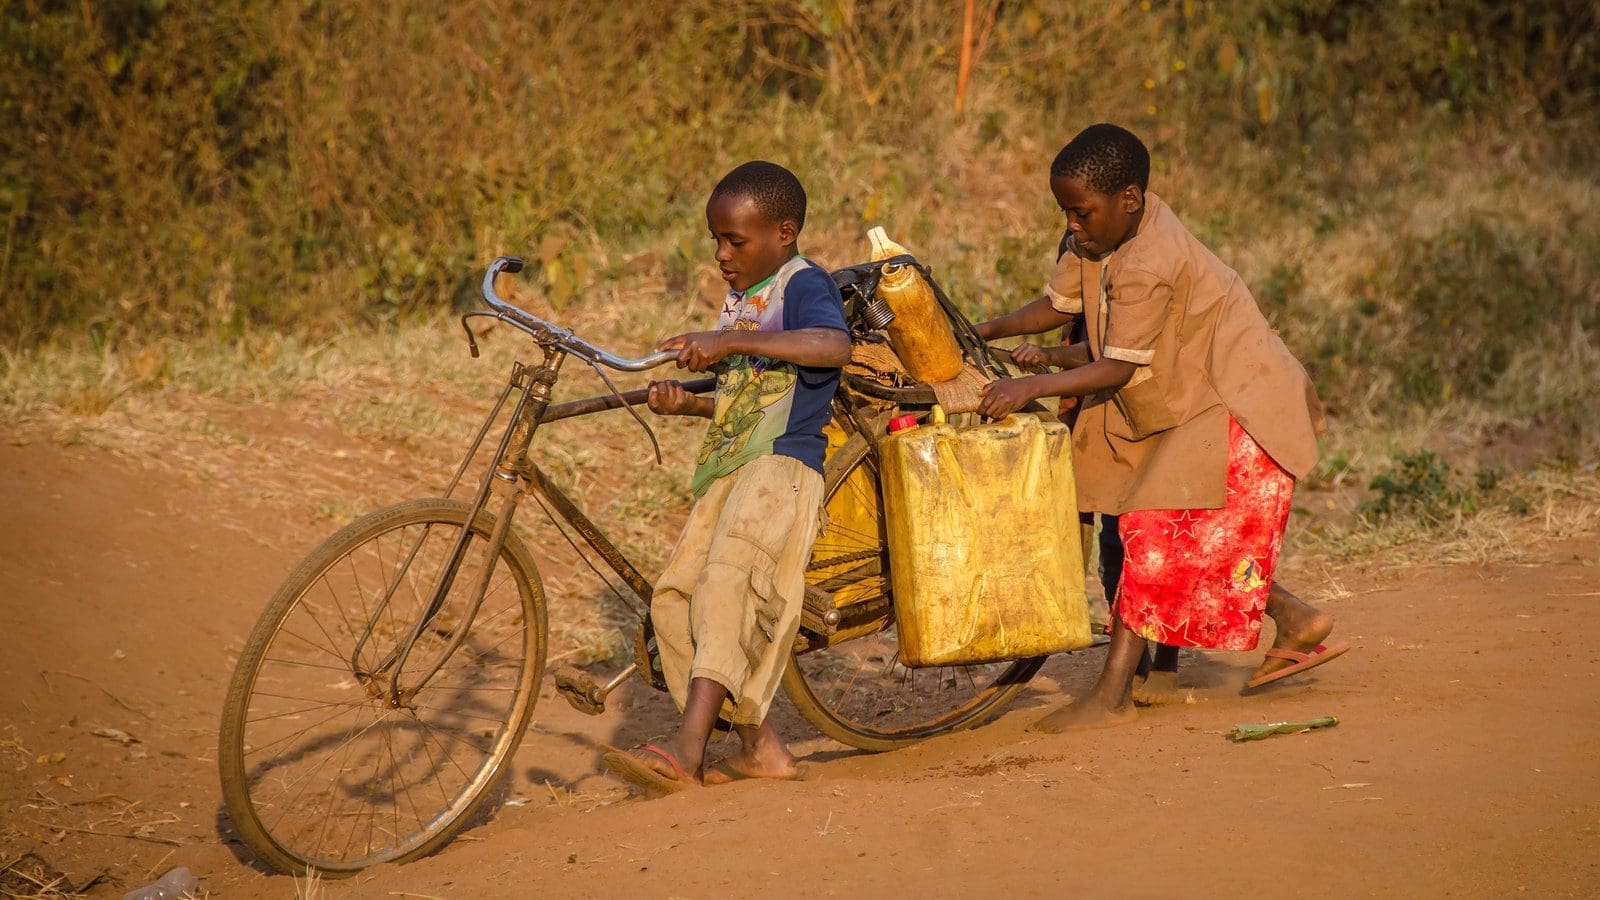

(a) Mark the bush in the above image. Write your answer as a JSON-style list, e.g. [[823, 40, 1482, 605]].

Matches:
[[1380, 215, 1597, 404], [5, 0, 1596, 345], [1361, 451, 1463, 523], [3, 2, 1598, 473], [1360, 450, 1540, 525]]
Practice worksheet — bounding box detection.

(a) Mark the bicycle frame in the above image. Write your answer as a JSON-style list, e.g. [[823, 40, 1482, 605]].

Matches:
[[341, 257, 726, 708]]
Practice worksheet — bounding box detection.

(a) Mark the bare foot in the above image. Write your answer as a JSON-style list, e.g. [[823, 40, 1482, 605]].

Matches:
[[1132, 669, 1181, 706], [1027, 696, 1138, 733], [702, 719, 802, 785], [701, 744, 799, 785], [703, 756, 805, 785]]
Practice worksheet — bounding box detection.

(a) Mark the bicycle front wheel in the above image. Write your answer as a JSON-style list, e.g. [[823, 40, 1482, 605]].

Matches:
[[218, 498, 546, 875], [783, 429, 1043, 752]]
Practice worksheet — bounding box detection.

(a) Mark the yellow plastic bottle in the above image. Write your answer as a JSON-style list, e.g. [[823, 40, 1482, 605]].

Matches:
[[867, 227, 964, 383]]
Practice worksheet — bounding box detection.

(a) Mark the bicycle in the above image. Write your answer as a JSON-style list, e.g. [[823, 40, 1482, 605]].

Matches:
[[217, 254, 1046, 876]]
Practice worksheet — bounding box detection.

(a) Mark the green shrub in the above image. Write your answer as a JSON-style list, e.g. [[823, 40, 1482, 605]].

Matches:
[[1360, 451, 1539, 524], [1360, 450, 1466, 523]]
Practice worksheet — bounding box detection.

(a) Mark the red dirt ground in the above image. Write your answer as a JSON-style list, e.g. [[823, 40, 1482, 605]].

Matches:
[[2, 429, 1597, 897]]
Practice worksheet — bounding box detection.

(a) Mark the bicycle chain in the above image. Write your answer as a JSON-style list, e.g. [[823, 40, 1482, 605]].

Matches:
[[807, 548, 882, 571]]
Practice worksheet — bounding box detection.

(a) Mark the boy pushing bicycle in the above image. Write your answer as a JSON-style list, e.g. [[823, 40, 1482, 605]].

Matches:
[[602, 161, 849, 793]]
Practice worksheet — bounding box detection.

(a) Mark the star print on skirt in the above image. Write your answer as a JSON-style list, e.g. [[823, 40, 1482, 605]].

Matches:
[[1114, 416, 1295, 651]]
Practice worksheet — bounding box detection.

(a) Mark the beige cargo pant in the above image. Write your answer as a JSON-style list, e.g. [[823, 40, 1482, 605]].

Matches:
[[652, 454, 824, 726]]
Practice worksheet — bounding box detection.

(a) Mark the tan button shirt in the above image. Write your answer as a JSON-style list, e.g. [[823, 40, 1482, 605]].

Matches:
[[1043, 192, 1326, 513]]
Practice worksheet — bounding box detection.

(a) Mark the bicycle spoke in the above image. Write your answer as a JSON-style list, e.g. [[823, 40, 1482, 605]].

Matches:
[[407, 713, 459, 808], [408, 713, 478, 786], [249, 689, 368, 708], [360, 528, 403, 675], [310, 704, 384, 861], [247, 697, 369, 725], [342, 712, 392, 863], [272, 620, 351, 670], [276, 706, 393, 815], [266, 703, 377, 837], [262, 655, 356, 674], [332, 553, 371, 658], [410, 704, 510, 729], [374, 719, 403, 860], [389, 725, 427, 852], [243, 703, 370, 760]]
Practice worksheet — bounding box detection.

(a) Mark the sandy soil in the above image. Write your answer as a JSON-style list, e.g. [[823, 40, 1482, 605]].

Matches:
[[2, 422, 1597, 898]]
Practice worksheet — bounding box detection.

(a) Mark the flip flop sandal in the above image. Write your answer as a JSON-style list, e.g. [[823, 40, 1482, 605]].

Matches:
[[1245, 642, 1351, 690], [600, 743, 697, 797]]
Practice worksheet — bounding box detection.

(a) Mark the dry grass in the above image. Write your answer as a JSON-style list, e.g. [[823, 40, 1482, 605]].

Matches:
[[0, 783, 202, 899], [1290, 466, 1600, 568], [293, 867, 323, 900], [0, 851, 90, 898]]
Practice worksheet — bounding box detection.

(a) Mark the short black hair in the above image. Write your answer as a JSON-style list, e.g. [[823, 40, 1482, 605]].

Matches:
[[710, 160, 807, 232], [1050, 124, 1150, 195]]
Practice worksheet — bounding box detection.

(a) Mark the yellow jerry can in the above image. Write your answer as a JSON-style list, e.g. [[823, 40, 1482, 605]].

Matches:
[[880, 411, 1091, 667], [810, 420, 888, 608]]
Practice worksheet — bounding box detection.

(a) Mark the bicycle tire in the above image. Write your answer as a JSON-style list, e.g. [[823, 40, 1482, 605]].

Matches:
[[218, 498, 546, 876], [783, 431, 1044, 752]]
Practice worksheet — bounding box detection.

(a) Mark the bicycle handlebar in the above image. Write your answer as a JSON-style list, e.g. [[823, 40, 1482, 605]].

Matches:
[[473, 256, 680, 372]]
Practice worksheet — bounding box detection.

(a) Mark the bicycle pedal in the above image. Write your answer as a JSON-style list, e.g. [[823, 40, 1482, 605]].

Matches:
[[552, 665, 607, 715]]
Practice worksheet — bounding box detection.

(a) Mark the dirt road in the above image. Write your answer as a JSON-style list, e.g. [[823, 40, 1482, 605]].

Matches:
[[2, 432, 1597, 898]]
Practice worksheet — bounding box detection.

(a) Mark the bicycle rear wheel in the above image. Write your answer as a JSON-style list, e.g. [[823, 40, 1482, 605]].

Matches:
[[218, 498, 546, 875], [783, 429, 1043, 752]]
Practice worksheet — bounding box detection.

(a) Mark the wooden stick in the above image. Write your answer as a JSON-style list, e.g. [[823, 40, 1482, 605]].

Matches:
[[56, 826, 183, 847], [143, 847, 176, 880], [40, 669, 154, 720], [955, 0, 976, 115]]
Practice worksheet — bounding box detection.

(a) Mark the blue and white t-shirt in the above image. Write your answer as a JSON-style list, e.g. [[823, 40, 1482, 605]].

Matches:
[[691, 255, 847, 496]]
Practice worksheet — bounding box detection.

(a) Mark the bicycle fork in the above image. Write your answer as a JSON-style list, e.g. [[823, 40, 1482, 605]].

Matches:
[[356, 351, 561, 708]]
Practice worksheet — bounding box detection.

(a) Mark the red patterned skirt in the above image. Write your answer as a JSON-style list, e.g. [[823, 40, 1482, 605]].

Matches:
[[1115, 417, 1295, 651]]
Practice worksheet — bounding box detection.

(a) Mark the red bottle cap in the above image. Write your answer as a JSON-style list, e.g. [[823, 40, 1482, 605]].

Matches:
[[888, 414, 920, 433]]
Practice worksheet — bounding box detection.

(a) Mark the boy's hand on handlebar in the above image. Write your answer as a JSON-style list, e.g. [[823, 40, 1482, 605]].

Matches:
[[646, 380, 702, 416], [658, 331, 730, 372]]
